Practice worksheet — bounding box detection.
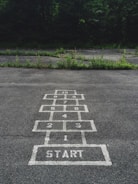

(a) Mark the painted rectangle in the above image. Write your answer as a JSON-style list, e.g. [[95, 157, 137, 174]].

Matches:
[[33, 120, 97, 132], [33, 120, 63, 131], [55, 90, 77, 95], [66, 120, 96, 132], [39, 105, 88, 112], [28, 144, 112, 166], [43, 94, 85, 100], [54, 100, 78, 105], [47, 132, 83, 145]]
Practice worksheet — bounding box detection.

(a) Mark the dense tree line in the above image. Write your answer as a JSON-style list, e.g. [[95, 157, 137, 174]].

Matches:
[[0, 0, 138, 46]]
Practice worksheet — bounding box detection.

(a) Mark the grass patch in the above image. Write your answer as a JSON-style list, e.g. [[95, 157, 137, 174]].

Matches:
[[0, 48, 66, 57], [0, 54, 137, 70], [56, 56, 138, 70], [0, 48, 138, 70]]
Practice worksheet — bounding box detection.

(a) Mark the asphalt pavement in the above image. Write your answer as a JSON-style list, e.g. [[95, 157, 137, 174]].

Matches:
[[0, 68, 138, 184]]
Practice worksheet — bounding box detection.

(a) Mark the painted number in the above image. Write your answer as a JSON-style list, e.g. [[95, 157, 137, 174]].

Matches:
[[46, 123, 53, 129], [72, 96, 76, 99], [74, 107, 79, 111], [64, 135, 68, 141], [51, 107, 55, 110], [62, 91, 68, 94], [75, 123, 81, 129]]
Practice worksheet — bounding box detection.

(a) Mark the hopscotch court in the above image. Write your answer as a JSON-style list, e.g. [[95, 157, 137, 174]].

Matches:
[[29, 90, 112, 166]]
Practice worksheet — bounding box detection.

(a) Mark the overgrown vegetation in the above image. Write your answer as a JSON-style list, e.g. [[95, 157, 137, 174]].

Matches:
[[0, 48, 66, 57], [0, 54, 137, 70], [0, 0, 138, 47]]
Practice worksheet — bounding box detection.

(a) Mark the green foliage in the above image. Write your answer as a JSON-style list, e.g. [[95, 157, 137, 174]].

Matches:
[[0, 0, 9, 10], [0, 55, 137, 70], [0, 49, 65, 57], [0, 0, 138, 45]]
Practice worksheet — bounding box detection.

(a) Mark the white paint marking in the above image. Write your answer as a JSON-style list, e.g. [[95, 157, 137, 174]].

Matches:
[[63, 105, 66, 112], [32, 120, 96, 132], [101, 145, 112, 165], [51, 107, 55, 111], [62, 114, 67, 119], [29, 90, 112, 166], [90, 120, 97, 132], [84, 105, 89, 112], [75, 123, 81, 129], [28, 146, 38, 165], [49, 111, 54, 121], [32, 121, 39, 132], [29, 160, 112, 166], [44, 131, 51, 144], [33, 130, 96, 132], [76, 99, 79, 105], [39, 105, 87, 112], [43, 94, 85, 100], [72, 95, 76, 99], [52, 99, 56, 105], [39, 105, 44, 112], [81, 131, 87, 145], [54, 90, 58, 95], [74, 90, 77, 95], [63, 120, 66, 131], [81, 94, 85, 100], [43, 94, 47, 99], [77, 112, 82, 120], [28, 144, 112, 166], [64, 135, 68, 142], [46, 123, 53, 129], [55, 90, 77, 95], [74, 107, 79, 111], [64, 94, 67, 100]]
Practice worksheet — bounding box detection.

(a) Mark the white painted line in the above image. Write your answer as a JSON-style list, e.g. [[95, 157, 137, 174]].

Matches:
[[33, 130, 96, 132], [54, 90, 58, 95], [39, 105, 44, 112], [81, 131, 87, 145], [49, 112, 54, 121], [34, 120, 95, 122], [32, 121, 39, 132], [64, 94, 67, 100], [28, 146, 38, 165], [76, 99, 79, 106], [81, 94, 85, 100], [29, 161, 112, 166], [77, 112, 82, 120], [52, 99, 57, 105], [28, 144, 112, 166], [84, 105, 89, 112], [102, 144, 112, 165], [43, 94, 47, 99], [63, 120, 66, 131], [44, 131, 51, 144], [30, 144, 102, 147], [63, 105, 66, 112], [90, 120, 97, 132]]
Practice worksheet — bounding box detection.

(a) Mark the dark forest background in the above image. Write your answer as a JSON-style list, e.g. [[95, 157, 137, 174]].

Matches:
[[0, 0, 138, 47]]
